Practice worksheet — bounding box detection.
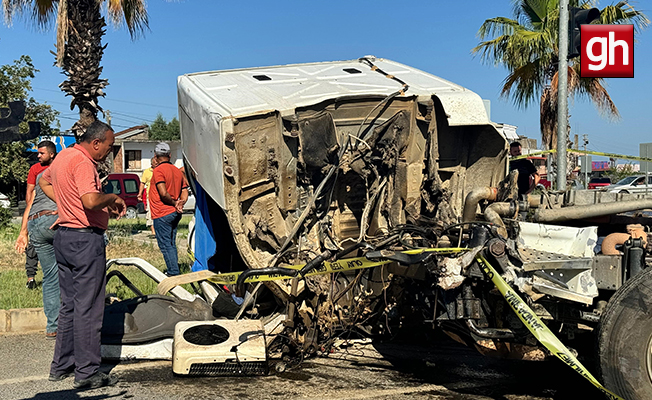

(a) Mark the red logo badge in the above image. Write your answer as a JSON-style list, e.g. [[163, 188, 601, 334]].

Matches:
[[580, 25, 634, 78]]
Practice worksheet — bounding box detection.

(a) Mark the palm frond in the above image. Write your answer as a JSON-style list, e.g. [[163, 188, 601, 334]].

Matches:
[[501, 60, 546, 108], [31, 0, 56, 28], [512, 0, 549, 26], [600, 1, 650, 35], [104, 0, 148, 38], [570, 63, 620, 119], [2, 0, 33, 25], [473, 26, 554, 71], [476, 17, 522, 40]]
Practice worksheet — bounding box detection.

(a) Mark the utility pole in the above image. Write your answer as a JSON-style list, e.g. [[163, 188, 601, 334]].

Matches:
[[574, 134, 579, 150], [583, 134, 589, 187], [105, 110, 112, 127], [557, 0, 569, 191]]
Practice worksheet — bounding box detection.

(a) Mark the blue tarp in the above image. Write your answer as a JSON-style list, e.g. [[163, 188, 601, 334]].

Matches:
[[191, 182, 217, 272]]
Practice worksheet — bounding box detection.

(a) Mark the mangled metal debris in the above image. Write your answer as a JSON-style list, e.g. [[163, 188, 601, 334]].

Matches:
[[99, 57, 652, 400]]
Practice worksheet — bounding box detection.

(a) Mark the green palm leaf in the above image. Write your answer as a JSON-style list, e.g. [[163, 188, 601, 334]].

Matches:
[[2, 0, 149, 136], [474, 0, 648, 149]]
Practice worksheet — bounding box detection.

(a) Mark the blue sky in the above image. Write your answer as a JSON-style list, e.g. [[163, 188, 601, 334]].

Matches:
[[0, 0, 650, 158]]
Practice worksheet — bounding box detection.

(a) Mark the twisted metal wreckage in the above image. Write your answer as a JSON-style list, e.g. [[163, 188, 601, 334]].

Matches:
[[101, 58, 652, 399]]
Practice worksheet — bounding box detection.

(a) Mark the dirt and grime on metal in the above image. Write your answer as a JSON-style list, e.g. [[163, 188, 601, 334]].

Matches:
[[0, 332, 600, 400]]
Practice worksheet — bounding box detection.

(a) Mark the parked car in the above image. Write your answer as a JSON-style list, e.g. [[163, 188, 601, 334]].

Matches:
[[103, 173, 145, 219], [602, 175, 652, 194], [588, 176, 611, 190], [538, 174, 552, 189], [0, 192, 10, 208]]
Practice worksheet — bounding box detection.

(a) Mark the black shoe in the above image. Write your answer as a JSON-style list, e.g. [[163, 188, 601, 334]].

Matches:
[[73, 372, 118, 389], [49, 370, 73, 382], [26, 278, 36, 290]]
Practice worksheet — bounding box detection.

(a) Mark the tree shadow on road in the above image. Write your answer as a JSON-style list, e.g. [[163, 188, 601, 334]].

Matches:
[[371, 331, 605, 400], [20, 389, 127, 400]]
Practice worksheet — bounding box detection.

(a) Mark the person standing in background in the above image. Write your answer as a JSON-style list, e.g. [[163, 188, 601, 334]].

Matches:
[[509, 141, 540, 196], [15, 140, 59, 339], [149, 142, 188, 276], [138, 156, 158, 237], [22, 142, 56, 289]]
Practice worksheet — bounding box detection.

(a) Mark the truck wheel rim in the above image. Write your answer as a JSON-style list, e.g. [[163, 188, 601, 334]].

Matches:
[[647, 333, 652, 383]]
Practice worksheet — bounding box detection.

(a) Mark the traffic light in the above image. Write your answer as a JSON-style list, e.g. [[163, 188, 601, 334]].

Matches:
[[568, 7, 601, 59]]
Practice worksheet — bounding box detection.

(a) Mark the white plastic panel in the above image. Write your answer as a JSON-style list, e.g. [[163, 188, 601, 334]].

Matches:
[[179, 58, 489, 125], [517, 222, 599, 257]]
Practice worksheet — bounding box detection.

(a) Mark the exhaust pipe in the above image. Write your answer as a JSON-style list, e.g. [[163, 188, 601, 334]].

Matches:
[[602, 224, 647, 255], [533, 200, 652, 223], [602, 233, 630, 255], [463, 187, 498, 222], [484, 202, 517, 238]]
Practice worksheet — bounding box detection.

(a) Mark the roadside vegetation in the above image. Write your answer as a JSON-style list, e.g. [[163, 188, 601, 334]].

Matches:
[[0, 216, 193, 310]]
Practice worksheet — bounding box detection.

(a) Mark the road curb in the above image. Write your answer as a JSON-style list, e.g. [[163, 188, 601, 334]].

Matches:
[[0, 307, 45, 333]]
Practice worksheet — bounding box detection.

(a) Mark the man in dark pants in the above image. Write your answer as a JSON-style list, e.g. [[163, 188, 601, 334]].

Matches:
[[40, 121, 125, 389], [509, 141, 540, 196], [149, 142, 188, 276]]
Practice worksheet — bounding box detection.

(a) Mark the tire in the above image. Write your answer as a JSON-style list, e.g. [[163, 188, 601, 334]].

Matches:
[[125, 206, 138, 219], [598, 266, 652, 399], [619, 190, 630, 194]]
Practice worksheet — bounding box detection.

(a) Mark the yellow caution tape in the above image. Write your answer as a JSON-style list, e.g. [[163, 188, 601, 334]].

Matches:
[[512, 148, 652, 164], [205, 247, 468, 285], [475, 254, 624, 400], [207, 256, 392, 285], [186, 245, 622, 398]]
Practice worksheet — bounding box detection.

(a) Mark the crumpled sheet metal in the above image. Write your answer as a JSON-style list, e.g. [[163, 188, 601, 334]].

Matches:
[[438, 247, 482, 290]]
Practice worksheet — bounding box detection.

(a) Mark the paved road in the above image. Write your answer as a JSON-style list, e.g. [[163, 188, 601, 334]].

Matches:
[[0, 332, 604, 400]]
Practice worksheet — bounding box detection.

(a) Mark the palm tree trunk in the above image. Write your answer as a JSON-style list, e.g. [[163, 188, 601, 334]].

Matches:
[[58, 0, 113, 180], [59, 0, 108, 138]]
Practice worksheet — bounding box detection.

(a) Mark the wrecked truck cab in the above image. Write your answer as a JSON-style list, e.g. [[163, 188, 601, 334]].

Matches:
[[91, 56, 650, 398], [178, 56, 507, 282]]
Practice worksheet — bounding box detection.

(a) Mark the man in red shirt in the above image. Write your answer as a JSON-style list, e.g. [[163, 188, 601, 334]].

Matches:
[[22, 141, 56, 289], [149, 142, 188, 276], [40, 121, 125, 389]]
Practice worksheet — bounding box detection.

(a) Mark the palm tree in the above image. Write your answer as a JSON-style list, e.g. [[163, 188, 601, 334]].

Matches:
[[473, 0, 648, 149], [2, 0, 148, 137]]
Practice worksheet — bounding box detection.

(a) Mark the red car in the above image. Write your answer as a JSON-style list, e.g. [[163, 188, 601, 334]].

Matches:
[[538, 174, 552, 189], [588, 177, 612, 190], [103, 173, 145, 218]]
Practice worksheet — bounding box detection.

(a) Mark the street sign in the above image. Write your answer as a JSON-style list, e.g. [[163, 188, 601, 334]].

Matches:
[[640, 143, 652, 172], [581, 155, 592, 173]]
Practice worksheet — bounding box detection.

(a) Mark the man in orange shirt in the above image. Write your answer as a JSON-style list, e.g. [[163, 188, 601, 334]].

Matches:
[[149, 142, 188, 276], [40, 121, 125, 389]]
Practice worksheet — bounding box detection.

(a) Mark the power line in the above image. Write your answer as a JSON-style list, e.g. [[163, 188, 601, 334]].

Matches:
[[111, 111, 154, 123], [34, 98, 156, 125], [111, 116, 150, 126], [57, 115, 129, 129], [32, 87, 177, 109]]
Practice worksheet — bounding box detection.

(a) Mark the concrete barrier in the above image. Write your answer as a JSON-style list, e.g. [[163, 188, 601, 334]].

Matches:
[[0, 307, 45, 333]]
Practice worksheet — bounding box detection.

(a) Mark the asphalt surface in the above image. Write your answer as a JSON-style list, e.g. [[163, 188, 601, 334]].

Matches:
[[0, 331, 606, 400]]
